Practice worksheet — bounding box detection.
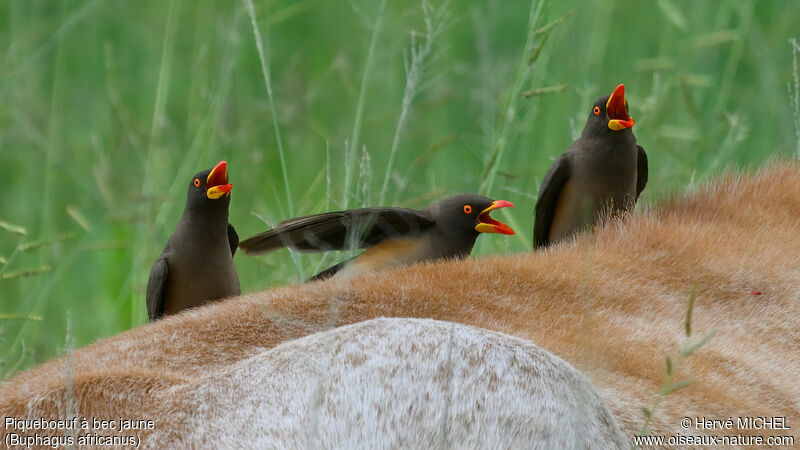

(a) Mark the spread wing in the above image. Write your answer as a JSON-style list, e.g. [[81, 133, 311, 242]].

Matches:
[[533, 154, 571, 249], [146, 257, 169, 322], [239, 207, 436, 255], [227, 223, 239, 256], [636, 145, 648, 200]]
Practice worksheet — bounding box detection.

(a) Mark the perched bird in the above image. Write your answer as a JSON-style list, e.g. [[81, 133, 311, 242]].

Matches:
[[533, 84, 648, 248], [146, 161, 241, 321], [239, 194, 515, 280]]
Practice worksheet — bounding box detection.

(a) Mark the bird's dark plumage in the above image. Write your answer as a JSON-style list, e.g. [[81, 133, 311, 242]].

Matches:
[[533, 84, 648, 248], [239, 208, 435, 254], [227, 223, 239, 256], [636, 145, 648, 199], [533, 155, 571, 249], [240, 194, 515, 280], [146, 258, 169, 321], [146, 161, 241, 321]]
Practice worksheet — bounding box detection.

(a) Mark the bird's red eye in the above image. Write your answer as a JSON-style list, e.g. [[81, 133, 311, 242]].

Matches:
[[463, 205, 472, 214], [593, 106, 601, 116], [194, 179, 201, 187]]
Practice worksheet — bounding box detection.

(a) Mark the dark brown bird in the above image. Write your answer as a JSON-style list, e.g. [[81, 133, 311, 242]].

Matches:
[[533, 84, 648, 248], [239, 194, 515, 280], [146, 161, 240, 321]]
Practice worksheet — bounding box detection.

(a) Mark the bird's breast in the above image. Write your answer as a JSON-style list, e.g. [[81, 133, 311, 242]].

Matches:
[[162, 232, 240, 314], [574, 144, 638, 200], [547, 145, 639, 244]]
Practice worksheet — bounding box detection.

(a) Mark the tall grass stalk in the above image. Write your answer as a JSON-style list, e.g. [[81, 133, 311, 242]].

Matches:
[[2, 0, 797, 379], [707, 111, 748, 174], [0, 244, 20, 279], [155, 11, 241, 220], [326, 141, 334, 210], [789, 38, 800, 158], [40, 2, 67, 243], [135, 0, 240, 323], [637, 287, 717, 440], [104, 42, 143, 159], [1, 0, 100, 94], [479, 0, 548, 195], [711, 1, 753, 115], [7, 246, 83, 374], [0, 314, 43, 321], [346, 0, 373, 29], [344, 0, 388, 208], [147, 0, 179, 156], [63, 311, 76, 443], [0, 220, 27, 236], [378, 0, 450, 204], [358, 145, 372, 208], [2, 338, 29, 380], [127, 0, 181, 326], [157, 21, 241, 222], [245, 0, 294, 217]]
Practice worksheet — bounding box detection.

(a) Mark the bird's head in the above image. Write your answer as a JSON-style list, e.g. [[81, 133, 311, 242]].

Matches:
[[430, 194, 515, 244], [583, 84, 635, 137], [186, 160, 233, 210]]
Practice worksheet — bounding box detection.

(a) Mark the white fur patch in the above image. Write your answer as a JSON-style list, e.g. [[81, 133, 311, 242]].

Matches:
[[149, 318, 626, 448]]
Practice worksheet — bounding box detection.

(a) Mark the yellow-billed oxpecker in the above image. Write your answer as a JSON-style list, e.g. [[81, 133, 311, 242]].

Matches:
[[239, 194, 515, 280], [533, 84, 648, 248], [146, 161, 240, 321]]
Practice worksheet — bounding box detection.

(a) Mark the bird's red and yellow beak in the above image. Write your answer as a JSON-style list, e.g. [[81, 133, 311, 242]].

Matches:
[[475, 200, 515, 235], [206, 160, 233, 199], [606, 84, 634, 131]]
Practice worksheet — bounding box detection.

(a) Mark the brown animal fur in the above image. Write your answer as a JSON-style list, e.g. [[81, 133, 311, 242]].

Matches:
[[2, 162, 800, 447]]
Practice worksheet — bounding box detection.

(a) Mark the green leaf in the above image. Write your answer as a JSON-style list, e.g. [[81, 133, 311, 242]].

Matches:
[[689, 30, 740, 49], [635, 57, 675, 71], [679, 72, 714, 87], [409, 135, 454, 170], [680, 329, 718, 358], [661, 379, 693, 395], [533, 10, 574, 36], [527, 31, 549, 65], [0, 219, 27, 235], [656, 0, 688, 30], [1, 265, 53, 279], [685, 284, 697, 336], [657, 125, 701, 141], [17, 232, 75, 252], [0, 313, 43, 322], [66, 205, 92, 232], [665, 355, 673, 376], [523, 83, 568, 98]]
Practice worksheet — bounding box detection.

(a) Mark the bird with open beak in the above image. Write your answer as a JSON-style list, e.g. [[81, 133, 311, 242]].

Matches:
[[146, 161, 241, 321], [533, 84, 648, 248], [239, 194, 515, 281]]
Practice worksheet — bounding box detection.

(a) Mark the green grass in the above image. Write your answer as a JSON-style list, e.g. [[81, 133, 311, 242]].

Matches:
[[637, 285, 718, 441], [1, 0, 799, 378]]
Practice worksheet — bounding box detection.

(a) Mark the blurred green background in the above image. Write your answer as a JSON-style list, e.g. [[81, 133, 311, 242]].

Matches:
[[1, 0, 798, 377]]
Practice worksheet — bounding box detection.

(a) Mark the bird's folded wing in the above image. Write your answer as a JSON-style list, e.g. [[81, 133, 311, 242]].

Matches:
[[239, 208, 436, 255], [636, 145, 648, 200], [146, 258, 169, 322], [227, 223, 239, 256], [533, 154, 571, 248]]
